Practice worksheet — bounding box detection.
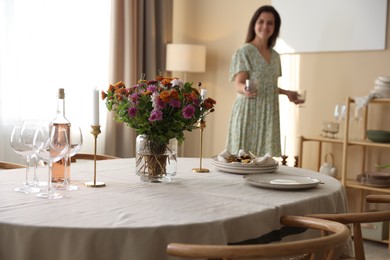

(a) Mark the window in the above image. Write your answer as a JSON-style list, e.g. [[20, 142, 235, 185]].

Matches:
[[0, 0, 111, 161]]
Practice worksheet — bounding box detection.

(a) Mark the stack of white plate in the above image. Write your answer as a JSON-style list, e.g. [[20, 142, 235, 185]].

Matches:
[[357, 171, 390, 187], [371, 76, 390, 98], [211, 156, 279, 175]]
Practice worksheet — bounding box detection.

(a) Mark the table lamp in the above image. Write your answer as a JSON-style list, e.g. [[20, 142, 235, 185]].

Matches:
[[166, 43, 206, 82]]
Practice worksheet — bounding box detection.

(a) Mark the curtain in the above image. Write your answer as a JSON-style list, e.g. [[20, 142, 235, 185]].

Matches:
[[104, 0, 173, 157]]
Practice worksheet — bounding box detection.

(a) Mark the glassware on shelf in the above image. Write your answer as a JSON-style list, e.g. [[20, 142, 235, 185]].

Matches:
[[334, 104, 346, 138], [349, 108, 364, 140], [9, 124, 41, 193], [321, 121, 339, 138], [34, 125, 69, 199]]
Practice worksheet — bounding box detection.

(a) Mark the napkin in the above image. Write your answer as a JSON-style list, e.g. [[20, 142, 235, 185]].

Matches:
[[253, 153, 277, 166], [354, 93, 380, 118], [217, 149, 277, 166]]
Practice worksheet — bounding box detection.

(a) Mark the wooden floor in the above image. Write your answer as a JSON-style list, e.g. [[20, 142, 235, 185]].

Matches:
[[364, 240, 390, 259]]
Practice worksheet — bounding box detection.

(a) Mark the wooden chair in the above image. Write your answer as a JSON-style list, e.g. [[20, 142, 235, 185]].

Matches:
[[167, 215, 350, 260], [71, 153, 119, 162], [307, 205, 390, 260], [0, 161, 26, 169], [366, 194, 390, 204]]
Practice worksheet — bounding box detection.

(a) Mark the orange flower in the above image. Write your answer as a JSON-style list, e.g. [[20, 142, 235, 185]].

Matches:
[[108, 84, 115, 91], [170, 89, 179, 99], [115, 81, 125, 88], [203, 98, 216, 109], [160, 90, 171, 102], [101, 91, 107, 100]]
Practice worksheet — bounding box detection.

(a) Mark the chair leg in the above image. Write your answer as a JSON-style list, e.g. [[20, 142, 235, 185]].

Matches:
[[353, 223, 365, 260]]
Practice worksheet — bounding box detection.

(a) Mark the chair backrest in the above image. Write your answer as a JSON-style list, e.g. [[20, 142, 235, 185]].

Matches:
[[71, 153, 119, 162], [308, 209, 390, 260], [167, 215, 350, 260], [366, 194, 390, 203], [0, 161, 26, 169]]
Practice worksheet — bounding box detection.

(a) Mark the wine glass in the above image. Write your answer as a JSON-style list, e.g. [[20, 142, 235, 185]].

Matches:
[[34, 126, 69, 199], [334, 105, 346, 138], [9, 124, 40, 193], [57, 125, 83, 191], [296, 90, 306, 107], [21, 120, 49, 187]]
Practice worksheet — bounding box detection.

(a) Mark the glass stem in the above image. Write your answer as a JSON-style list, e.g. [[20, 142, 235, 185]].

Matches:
[[47, 163, 53, 195], [25, 157, 31, 188], [63, 155, 69, 190], [32, 157, 38, 184]]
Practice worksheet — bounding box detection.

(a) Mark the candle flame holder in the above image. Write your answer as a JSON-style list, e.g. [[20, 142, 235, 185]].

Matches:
[[192, 119, 209, 173], [85, 125, 106, 187]]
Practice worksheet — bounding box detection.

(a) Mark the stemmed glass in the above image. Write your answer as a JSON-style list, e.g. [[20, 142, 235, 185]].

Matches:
[[60, 125, 83, 191], [21, 120, 48, 187], [334, 105, 346, 138], [9, 124, 40, 193], [34, 126, 69, 199]]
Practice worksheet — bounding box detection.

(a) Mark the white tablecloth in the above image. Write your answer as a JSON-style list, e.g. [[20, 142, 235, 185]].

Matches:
[[0, 158, 348, 260]]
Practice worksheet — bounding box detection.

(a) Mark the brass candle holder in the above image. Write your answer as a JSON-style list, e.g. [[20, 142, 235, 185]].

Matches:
[[85, 125, 106, 187], [192, 119, 209, 173]]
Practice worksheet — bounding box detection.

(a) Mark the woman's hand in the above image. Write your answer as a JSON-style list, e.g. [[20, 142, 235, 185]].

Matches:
[[280, 89, 305, 104], [235, 72, 257, 98], [243, 88, 258, 98]]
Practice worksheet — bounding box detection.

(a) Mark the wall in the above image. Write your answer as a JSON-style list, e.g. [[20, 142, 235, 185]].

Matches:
[[172, 0, 390, 177]]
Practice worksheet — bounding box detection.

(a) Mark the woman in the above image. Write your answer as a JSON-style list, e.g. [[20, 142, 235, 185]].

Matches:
[[226, 5, 303, 157]]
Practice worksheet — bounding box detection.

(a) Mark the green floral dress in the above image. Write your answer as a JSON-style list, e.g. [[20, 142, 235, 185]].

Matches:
[[226, 43, 282, 157]]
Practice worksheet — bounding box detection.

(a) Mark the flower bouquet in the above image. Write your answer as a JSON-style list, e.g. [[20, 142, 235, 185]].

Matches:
[[102, 75, 216, 181]]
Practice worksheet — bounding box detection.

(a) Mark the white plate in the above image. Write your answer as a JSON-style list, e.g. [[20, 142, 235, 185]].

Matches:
[[243, 174, 321, 190], [213, 165, 279, 174], [212, 156, 279, 175]]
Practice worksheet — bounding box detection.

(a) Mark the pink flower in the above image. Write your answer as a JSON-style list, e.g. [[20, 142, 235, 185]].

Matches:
[[182, 105, 195, 119], [130, 93, 139, 103], [170, 99, 181, 108], [171, 79, 183, 88], [149, 109, 163, 121], [128, 107, 137, 117], [147, 84, 157, 93], [152, 92, 166, 109]]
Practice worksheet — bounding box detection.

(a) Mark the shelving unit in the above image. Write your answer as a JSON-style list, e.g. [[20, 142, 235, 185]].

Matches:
[[299, 96, 390, 247], [341, 97, 390, 190]]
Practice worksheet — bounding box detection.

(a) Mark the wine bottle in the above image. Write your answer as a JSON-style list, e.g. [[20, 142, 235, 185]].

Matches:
[[51, 88, 71, 183]]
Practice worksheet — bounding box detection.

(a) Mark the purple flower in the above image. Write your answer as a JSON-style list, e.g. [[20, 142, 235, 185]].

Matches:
[[149, 109, 163, 121], [130, 93, 139, 103], [170, 99, 181, 108], [147, 84, 157, 93], [182, 105, 195, 119], [128, 107, 137, 117], [152, 92, 166, 109]]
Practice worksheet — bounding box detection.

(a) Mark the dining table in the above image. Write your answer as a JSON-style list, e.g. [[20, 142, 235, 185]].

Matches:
[[0, 157, 349, 260]]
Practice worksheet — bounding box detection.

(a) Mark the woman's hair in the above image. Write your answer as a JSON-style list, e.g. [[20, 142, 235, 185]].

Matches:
[[245, 5, 281, 48]]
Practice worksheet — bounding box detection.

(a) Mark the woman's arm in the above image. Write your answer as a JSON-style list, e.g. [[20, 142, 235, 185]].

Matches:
[[278, 88, 304, 104]]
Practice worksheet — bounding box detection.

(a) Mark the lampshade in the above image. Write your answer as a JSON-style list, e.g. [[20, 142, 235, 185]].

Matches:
[[166, 43, 206, 73]]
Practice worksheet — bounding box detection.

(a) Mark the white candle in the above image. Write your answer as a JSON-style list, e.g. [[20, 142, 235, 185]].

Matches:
[[200, 89, 207, 99], [92, 88, 100, 126], [283, 135, 286, 155]]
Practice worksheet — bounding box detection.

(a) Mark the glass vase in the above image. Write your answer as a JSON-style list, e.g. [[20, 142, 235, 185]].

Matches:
[[135, 135, 177, 182]]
